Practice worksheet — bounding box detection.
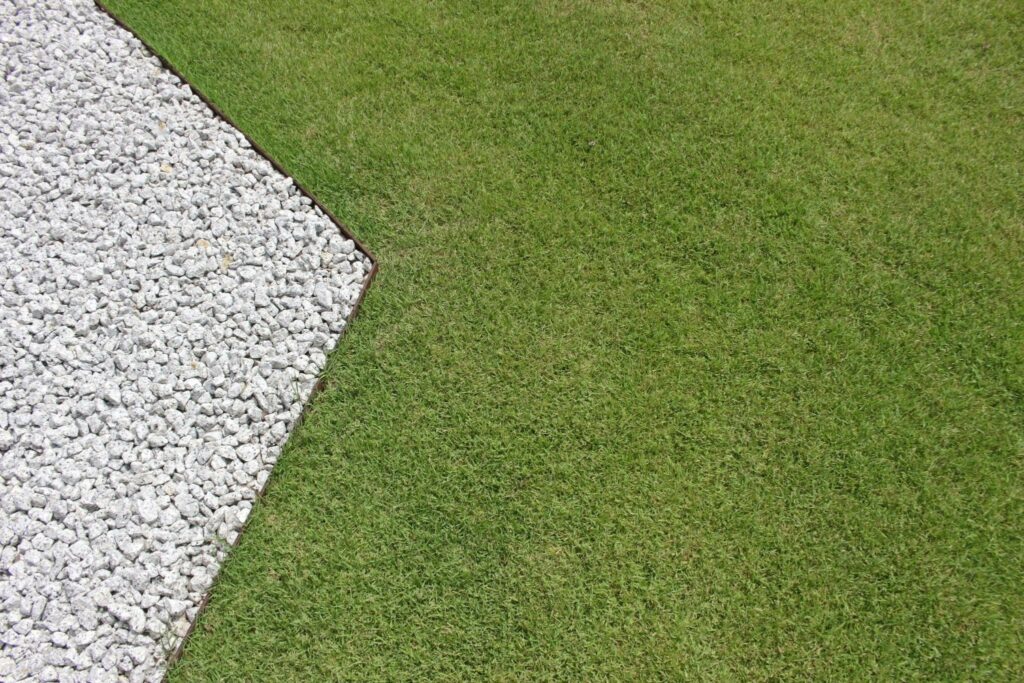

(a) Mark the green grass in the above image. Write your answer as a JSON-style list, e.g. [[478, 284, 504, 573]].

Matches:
[[103, 0, 1023, 679]]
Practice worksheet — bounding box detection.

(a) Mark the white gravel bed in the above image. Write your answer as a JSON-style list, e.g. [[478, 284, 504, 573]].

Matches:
[[0, 1, 372, 680]]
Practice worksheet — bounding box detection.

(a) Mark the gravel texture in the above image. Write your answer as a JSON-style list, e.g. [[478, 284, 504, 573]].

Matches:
[[0, 1, 372, 680]]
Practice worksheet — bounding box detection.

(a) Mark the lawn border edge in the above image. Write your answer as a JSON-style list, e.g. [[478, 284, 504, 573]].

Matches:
[[91, 0, 379, 677]]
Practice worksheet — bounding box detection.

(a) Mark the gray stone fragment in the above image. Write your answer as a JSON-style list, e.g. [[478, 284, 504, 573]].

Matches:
[[136, 499, 160, 525]]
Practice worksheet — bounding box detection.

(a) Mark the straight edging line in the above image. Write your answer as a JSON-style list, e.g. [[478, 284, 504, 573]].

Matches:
[[90, 1, 379, 676]]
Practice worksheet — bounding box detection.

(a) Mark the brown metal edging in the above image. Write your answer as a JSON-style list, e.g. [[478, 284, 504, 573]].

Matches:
[[90, 0, 379, 676], [90, 1, 377, 265]]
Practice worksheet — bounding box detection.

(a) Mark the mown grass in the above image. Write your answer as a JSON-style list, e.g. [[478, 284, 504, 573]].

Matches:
[[103, 0, 1023, 679]]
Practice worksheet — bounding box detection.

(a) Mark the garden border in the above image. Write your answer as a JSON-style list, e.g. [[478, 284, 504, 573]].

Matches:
[[92, 1, 379, 675]]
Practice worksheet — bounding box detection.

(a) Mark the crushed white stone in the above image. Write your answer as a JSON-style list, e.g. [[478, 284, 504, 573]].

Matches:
[[0, 1, 372, 680]]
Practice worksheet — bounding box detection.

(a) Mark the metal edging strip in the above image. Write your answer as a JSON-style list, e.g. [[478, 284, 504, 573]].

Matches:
[[90, 1, 379, 675]]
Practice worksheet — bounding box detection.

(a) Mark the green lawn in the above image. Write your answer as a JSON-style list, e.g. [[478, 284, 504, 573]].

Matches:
[[104, 0, 1023, 679]]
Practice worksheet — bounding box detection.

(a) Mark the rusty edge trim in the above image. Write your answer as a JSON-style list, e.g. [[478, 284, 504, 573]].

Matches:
[[91, 0, 380, 676]]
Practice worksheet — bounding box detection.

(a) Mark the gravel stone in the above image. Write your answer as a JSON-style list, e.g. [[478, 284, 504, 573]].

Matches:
[[0, 2, 372, 680]]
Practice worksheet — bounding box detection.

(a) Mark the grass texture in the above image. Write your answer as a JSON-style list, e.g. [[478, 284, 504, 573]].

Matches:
[[103, 1, 1023, 679]]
